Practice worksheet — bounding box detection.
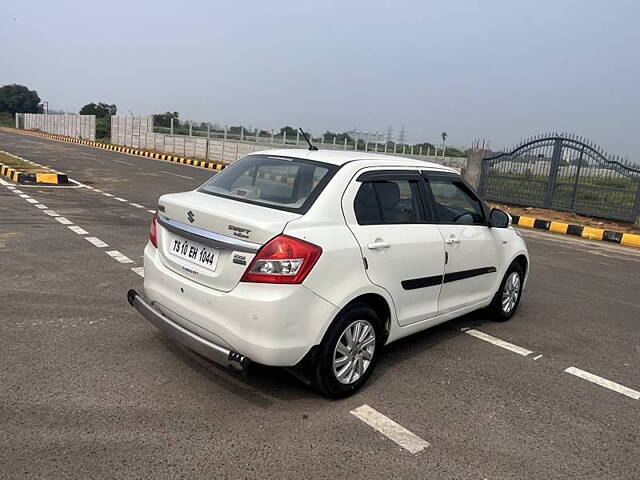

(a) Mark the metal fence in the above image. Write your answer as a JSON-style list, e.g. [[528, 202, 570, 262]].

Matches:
[[109, 115, 468, 171], [479, 133, 640, 222]]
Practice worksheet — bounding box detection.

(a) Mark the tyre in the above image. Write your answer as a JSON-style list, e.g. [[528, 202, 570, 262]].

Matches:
[[487, 262, 524, 322], [313, 304, 382, 399]]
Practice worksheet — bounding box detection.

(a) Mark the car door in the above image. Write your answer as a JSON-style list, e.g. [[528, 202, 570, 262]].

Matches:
[[423, 172, 500, 314], [342, 169, 446, 326]]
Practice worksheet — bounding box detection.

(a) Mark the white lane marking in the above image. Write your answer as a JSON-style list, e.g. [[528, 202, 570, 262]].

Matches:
[[68, 225, 89, 235], [147, 209, 155, 214], [533, 354, 543, 360], [464, 329, 533, 357], [115, 197, 127, 202], [35, 204, 48, 209], [564, 367, 640, 400], [13, 189, 23, 193], [18, 193, 31, 198], [106, 250, 134, 264], [130, 203, 145, 208], [102, 193, 114, 197], [43, 210, 60, 217], [55, 217, 73, 225], [114, 159, 134, 166], [350, 405, 430, 454], [131, 267, 144, 277], [26, 198, 39, 204], [93, 189, 102, 192], [161, 170, 195, 180], [85, 237, 109, 248]]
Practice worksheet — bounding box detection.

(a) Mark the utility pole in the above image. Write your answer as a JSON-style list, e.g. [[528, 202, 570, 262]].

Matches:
[[398, 125, 406, 145]]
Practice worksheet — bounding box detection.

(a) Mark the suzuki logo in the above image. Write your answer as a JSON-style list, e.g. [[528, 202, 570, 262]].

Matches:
[[187, 210, 195, 223]]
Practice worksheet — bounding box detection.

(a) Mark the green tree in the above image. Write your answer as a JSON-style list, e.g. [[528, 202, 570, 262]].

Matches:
[[0, 84, 43, 115], [153, 111, 180, 128], [79, 102, 116, 117], [279, 126, 297, 138]]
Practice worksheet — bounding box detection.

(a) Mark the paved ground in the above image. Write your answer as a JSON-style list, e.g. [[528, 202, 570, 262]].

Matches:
[[1, 130, 639, 479]]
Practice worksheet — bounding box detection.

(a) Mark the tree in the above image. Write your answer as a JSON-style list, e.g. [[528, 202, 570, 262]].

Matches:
[[279, 126, 298, 138], [0, 84, 43, 115], [153, 111, 180, 128], [79, 102, 116, 117]]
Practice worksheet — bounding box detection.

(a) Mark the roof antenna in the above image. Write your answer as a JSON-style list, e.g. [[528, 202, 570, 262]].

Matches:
[[299, 128, 318, 151]]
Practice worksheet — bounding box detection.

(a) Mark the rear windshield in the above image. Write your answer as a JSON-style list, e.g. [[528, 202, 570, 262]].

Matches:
[[198, 155, 338, 214]]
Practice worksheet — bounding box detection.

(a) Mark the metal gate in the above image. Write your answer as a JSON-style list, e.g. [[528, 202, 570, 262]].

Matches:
[[478, 133, 640, 222]]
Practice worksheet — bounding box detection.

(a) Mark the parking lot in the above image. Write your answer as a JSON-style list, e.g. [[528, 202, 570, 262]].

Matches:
[[1, 129, 639, 479]]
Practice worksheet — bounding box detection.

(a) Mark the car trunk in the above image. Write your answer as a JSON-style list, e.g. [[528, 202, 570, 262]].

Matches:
[[156, 190, 300, 291]]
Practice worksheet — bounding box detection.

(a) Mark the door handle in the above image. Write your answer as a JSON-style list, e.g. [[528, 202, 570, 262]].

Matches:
[[367, 241, 391, 250], [445, 236, 460, 245]]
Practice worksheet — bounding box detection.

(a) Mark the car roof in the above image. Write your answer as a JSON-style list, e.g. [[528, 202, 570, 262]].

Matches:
[[246, 148, 459, 173]]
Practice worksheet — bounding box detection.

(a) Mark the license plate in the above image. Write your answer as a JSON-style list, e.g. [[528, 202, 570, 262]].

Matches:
[[168, 235, 220, 272]]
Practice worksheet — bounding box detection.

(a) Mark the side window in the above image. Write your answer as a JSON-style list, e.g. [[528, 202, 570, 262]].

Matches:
[[429, 179, 485, 225], [354, 179, 423, 225]]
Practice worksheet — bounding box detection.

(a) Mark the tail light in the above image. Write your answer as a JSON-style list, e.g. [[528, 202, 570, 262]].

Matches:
[[241, 234, 322, 284], [149, 212, 158, 248]]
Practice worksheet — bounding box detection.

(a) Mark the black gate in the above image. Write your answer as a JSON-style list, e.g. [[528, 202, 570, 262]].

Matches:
[[478, 133, 640, 222]]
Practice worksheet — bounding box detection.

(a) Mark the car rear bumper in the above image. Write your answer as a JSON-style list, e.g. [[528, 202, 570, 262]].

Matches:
[[127, 289, 251, 373], [139, 243, 339, 366]]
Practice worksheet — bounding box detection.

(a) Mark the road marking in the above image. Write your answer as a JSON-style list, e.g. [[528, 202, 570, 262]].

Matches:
[[161, 170, 195, 180], [106, 250, 134, 264], [131, 267, 144, 277], [130, 203, 145, 208], [350, 405, 430, 454], [85, 237, 108, 248], [35, 204, 48, 209], [464, 329, 533, 357], [115, 197, 127, 202], [26, 198, 39, 204], [93, 189, 102, 192], [564, 367, 640, 400], [43, 210, 60, 217], [147, 209, 155, 213], [12, 189, 23, 193], [55, 217, 73, 225], [114, 159, 134, 166], [18, 193, 30, 198], [102, 193, 114, 197], [68, 225, 89, 235], [533, 354, 543, 360]]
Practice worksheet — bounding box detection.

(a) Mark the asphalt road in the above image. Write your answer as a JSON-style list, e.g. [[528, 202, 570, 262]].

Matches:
[[1, 130, 639, 479]]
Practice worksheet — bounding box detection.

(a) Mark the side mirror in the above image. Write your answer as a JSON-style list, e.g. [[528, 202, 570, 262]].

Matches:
[[489, 208, 510, 228]]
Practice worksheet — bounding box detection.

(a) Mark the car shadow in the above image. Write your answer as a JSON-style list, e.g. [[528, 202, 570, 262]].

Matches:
[[155, 309, 498, 406]]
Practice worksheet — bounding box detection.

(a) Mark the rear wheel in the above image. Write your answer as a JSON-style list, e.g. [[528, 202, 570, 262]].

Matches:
[[487, 263, 524, 321], [313, 304, 381, 399]]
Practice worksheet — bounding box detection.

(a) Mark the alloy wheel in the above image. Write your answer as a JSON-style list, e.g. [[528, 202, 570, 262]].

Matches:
[[332, 320, 376, 385], [501, 271, 521, 314]]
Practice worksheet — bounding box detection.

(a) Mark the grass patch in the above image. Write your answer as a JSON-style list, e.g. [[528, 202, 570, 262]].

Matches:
[[0, 151, 40, 173], [0, 112, 14, 128]]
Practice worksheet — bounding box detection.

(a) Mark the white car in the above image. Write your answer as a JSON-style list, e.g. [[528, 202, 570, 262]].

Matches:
[[128, 148, 529, 398]]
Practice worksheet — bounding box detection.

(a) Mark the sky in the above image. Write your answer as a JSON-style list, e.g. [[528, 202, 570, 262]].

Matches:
[[1, 0, 639, 158]]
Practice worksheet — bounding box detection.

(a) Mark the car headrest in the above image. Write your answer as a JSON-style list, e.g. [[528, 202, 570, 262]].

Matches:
[[376, 182, 400, 209]]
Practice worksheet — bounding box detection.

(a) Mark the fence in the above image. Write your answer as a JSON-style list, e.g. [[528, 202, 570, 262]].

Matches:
[[19, 113, 96, 141], [109, 115, 467, 171], [479, 133, 640, 222]]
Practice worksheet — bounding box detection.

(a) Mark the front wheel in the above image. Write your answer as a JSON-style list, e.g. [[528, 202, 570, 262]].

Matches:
[[487, 263, 524, 321], [313, 304, 382, 399]]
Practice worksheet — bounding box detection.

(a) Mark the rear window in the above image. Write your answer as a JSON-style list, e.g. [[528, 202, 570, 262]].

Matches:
[[198, 155, 338, 214]]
